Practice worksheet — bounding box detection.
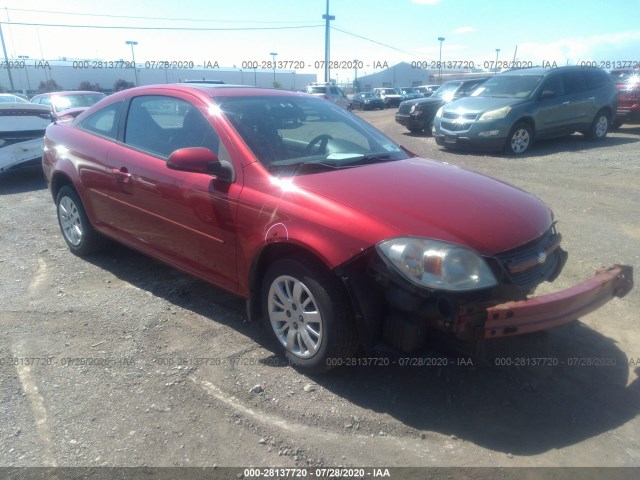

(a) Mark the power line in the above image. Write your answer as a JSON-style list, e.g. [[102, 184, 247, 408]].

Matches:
[[6, 7, 317, 24], [331, 25, 431, 60], [0, 21, 324, 31]]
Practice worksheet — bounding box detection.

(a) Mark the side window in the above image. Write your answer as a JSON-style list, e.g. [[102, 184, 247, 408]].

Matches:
[[562, 72, 588, 94], [542, 75, 565, 96], [39, 97, 52, 106], [78, 101, 123, 139], [124, 96, 221, 159], [585, 70, 608, 89]]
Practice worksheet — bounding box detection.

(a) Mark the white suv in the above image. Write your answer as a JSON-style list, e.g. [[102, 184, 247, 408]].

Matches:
[[306, 83, 351, 110], [371, 87, 404, 108]]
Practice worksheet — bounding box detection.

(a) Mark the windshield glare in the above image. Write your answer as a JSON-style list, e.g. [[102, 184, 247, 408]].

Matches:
[[219, 96, 407, 175], [471, 75, 543, 98], [52, 93, 105, 110], [432, 82, 461, 100]]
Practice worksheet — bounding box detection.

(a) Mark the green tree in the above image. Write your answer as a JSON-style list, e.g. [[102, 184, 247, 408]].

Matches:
[[113, 79, 135, 92], [78, 81, 103, 92], [38, 79, 63, 93]]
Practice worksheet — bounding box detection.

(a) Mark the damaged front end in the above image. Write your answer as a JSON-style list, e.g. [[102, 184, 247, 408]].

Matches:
[[338, 227, 633, 353]]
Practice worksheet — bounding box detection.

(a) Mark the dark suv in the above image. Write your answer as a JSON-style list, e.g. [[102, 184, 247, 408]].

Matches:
[[432, 66, 618, 154], [395, 78, 489, 133]]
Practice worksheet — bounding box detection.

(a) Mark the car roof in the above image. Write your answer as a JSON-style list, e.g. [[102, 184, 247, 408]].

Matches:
[[500, 65, 598, 76], [103, 84, 313, 101]]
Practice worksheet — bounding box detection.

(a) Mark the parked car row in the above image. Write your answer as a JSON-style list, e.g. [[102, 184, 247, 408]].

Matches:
[[395, 77, 489, 133], [41, 83, 632, 372], [393, 66, 622, 156]]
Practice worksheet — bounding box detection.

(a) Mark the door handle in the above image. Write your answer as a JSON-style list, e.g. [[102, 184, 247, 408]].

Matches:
[[562, 101, 570, 105], [112, 167, 132, 184]]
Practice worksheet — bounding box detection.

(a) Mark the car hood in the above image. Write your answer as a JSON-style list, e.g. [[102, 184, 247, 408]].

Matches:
[[294, 158, 552, 255], [443, 96, 525, 114], [403, 97, 445, 108]]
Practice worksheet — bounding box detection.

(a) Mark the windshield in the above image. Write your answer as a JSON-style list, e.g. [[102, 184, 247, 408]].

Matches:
[[51, 93, 106, 111], [432, 82, 462, 101], [218, 95, 408, 175], [471, 75, 543, 98]]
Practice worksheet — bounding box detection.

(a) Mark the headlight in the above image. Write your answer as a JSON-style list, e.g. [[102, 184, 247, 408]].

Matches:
[[435, 106, 444, 118], [478, 106, 511, 121], [377, 238, 498, 291], [410, 105, 417, 113]]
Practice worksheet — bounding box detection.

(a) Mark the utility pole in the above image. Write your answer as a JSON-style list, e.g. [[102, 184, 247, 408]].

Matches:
[[322, 0, 335, 82], [0, 23, 15, 91]]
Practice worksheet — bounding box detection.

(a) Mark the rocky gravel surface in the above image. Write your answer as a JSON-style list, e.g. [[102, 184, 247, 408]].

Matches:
[[0, 114, 638, 477]]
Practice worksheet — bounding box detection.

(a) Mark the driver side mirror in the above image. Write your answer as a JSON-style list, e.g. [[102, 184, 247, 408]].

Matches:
[[167, 147, 235, 182], [539, 90, 557, 100]]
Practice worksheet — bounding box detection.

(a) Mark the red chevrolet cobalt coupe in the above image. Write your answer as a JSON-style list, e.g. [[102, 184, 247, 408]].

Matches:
[[42, 85, 633, 372]]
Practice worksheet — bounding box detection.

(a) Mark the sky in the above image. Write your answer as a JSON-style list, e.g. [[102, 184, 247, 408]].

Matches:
[[1, 0, 639, 80]]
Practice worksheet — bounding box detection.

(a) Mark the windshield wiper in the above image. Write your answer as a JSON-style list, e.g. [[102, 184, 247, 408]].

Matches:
[[340, 153, 399, 167]]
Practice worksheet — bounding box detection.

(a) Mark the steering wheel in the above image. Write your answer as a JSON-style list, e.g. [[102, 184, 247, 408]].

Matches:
[[304, 134, 333, 156]]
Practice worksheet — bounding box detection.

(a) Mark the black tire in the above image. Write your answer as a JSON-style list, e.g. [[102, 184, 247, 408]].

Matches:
[[424, 120, 433, 135], [505, 122, 533, 155], [261, 256, 357, 373], [408, 125, 423, 133], [587, 110, 610, 140], [56, 185, 107, 256]]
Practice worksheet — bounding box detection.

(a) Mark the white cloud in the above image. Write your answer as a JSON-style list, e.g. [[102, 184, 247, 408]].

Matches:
[[453, 26, 476, 34], [515, 31, 640, 65]]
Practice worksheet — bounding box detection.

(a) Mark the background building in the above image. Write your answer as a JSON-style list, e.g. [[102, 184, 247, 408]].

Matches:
[[1, 59, 317, 95]]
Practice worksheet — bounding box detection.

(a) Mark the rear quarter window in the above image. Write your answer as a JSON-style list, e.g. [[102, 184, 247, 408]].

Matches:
[[78, 101, 123, 140]]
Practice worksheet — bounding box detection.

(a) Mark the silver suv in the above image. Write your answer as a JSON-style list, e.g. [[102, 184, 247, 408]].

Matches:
[[305, 83, 351, 110], [432, 66, 618, 155]]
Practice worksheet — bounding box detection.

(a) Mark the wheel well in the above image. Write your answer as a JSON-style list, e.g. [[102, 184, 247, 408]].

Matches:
[[50, 172, 75, 201], [596, 106, 612, 120], [246, 242, 334, 323], [513, 117, 535, 133]]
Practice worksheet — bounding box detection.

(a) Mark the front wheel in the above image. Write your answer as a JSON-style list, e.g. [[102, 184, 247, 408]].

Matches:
[[56, 185, 106, 256], [261, 257, 357, 373], [505, 122, 533, 155], [588, 110, 609, 140]]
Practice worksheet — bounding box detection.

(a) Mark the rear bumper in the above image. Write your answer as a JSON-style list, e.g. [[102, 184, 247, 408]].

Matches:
[[483, 265, 633, 338], [0, 137, 45, 175]]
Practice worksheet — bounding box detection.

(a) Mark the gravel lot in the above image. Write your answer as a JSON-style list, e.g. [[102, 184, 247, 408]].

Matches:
[[0, 111, 638, 475]]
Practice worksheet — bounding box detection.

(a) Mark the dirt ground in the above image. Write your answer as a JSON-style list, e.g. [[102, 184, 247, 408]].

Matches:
[[0, 111, 638, 477]]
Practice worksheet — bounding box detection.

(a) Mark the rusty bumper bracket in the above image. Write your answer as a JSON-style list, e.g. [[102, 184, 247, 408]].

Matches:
[[485, 264, 633, 338]]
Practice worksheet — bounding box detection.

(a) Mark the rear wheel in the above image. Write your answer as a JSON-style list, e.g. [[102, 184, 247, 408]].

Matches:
[[505, 122, 533, 155], [262, 257, 357, 373], [408, 125, 423, 133], [588, 110, 609, 140], [56, 185, 106, 256]]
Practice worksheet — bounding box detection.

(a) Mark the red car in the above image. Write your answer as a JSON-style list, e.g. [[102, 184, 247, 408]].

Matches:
[[42, 85, 633, 372], [611, 68, 640, 127]]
